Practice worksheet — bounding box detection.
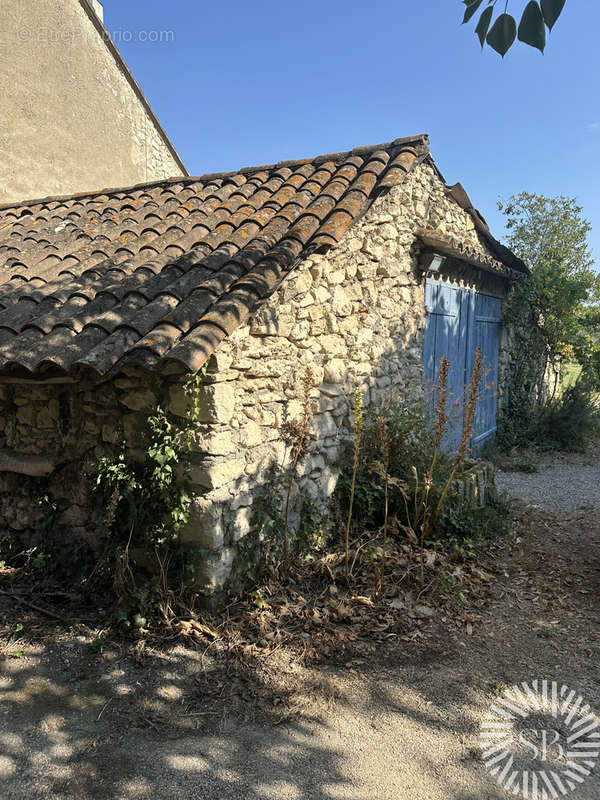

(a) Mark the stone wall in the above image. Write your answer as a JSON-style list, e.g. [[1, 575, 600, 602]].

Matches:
[[0, 374, 162, 536], [0, 161, 513, 590]]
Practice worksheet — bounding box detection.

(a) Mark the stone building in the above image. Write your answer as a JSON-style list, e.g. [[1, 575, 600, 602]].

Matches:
[[0, 0, 186, 205], [0, 135, 527, 588]]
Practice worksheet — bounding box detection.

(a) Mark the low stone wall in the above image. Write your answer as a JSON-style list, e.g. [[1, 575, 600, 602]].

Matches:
[[453, 460, 496, 508], [0, 374, 159, 536]]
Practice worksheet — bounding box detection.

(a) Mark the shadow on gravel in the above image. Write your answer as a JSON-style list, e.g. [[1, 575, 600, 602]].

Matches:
[[0, 639, 348, 799], [0, 628, 505, 800]]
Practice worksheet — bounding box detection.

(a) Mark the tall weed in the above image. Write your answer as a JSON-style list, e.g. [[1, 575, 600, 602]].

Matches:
[[336, 350, 495, 586]]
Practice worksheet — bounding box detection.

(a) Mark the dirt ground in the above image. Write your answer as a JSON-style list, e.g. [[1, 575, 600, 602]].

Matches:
[[1, 450, 599, 799]]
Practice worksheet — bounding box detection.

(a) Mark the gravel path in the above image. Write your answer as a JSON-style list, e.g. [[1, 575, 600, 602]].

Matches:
[[496, 462, 600, 511]]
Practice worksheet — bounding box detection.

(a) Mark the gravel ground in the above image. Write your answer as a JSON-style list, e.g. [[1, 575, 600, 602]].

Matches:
[[496, 464, 600, 511], [496, 443, 600, 511]]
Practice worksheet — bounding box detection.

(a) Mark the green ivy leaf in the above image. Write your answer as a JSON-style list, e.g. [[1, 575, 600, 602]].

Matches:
[[540, 0, 566, 30], [486, 13, 517, 57], [462, 0, 485, 24], [518, 1, 546, 52], [475, 6, 494, 48]]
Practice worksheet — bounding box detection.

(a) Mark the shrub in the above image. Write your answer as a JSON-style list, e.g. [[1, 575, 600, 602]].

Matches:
[[529, 379, 600, 451], [336, 351, 507, 585], [90, 381, 206, 617], [0, 376, 206, 622], [434, 485, 510, 559], [498, 378, 600, 452], [95, 403, 194, 552]]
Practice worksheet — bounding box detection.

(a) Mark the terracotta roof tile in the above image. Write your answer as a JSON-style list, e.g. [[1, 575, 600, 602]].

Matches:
[[417, 229, 527, 281], [0, 133, 519, 378], [162, 322, 228, 374]]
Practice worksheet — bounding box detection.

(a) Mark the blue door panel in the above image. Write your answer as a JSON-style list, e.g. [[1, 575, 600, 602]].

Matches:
[[424, 282, 469, 450], [424, 280, 502, 452], [472, 294, 502, 446]]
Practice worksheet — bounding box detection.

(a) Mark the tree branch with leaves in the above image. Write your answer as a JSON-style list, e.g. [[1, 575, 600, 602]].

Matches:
[[462, 0, 566, 56]]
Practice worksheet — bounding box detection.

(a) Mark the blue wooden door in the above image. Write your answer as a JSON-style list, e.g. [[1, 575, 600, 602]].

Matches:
[[470, 292, 502, 446], [424, 280, 501, 451], [424, 281, 470, 451]]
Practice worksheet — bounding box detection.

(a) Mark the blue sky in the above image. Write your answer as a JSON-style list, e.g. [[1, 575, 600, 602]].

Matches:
[[103, 0, 599, 265]]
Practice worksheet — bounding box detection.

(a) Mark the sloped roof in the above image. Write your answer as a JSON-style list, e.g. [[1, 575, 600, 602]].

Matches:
[[0, 135, 522, 379]]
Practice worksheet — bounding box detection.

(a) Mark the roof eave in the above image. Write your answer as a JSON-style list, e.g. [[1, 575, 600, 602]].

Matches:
[[417, 229, 526, 282]]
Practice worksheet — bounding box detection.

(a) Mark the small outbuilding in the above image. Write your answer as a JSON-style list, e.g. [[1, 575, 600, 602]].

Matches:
[[0, 135, 527, 588]]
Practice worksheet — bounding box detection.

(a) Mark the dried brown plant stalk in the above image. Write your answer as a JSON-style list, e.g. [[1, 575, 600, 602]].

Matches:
[[282, 367, 314, 562], [413, 356, 450, 533], [345, 389, 364, 580], [434, 356, 450, 452], [106, 487, 120, 530], [405, 349, 484, 587], [455, 349, 484, 467], [378, 415, 390, 593], [433, 346, 483, 524]]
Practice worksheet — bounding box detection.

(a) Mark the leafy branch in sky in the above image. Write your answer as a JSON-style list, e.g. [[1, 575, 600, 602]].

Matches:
[[462, 0, 566, 56]]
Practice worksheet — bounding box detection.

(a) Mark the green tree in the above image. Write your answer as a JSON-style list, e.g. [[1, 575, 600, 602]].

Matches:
[[501, 193, 594, 279], [505, 254, 594, 365], [501, 192, 598, 362], [462, 0, 566, 56], [498, 192, 599, 445]]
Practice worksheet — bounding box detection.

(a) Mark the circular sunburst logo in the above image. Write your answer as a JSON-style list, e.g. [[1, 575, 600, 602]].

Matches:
[[480, 680, 600, 798]]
